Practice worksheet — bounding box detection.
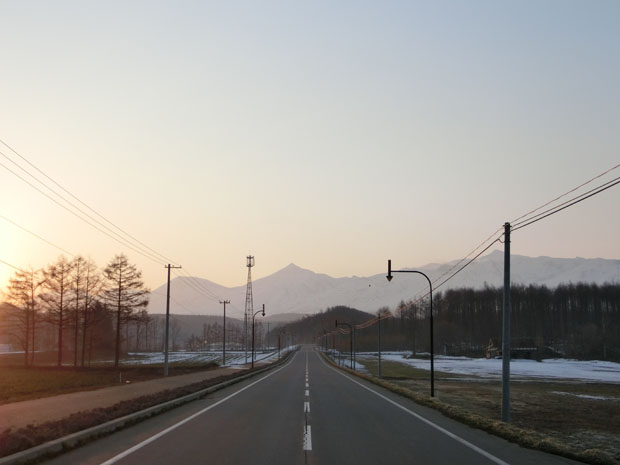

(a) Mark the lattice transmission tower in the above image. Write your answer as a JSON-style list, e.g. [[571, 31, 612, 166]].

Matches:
[[244, 255, 255, 363]]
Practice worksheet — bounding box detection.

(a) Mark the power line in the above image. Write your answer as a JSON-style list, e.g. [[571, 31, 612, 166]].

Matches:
[[413, 166, 620, 300], [510, 162, 620, 225], [428, 226, 503, 290], [0, 139, 179, 266], [512, 176, 620, 229], [0, 259, 26, 273], [0, 152, 168, 264], [433, 237, 502, 293], [171, 270, 222, 303], [0, 159, 166, 265], [0, 214, 75, 257], [0, 142, 263, 316], [512, 177, 620, 232]]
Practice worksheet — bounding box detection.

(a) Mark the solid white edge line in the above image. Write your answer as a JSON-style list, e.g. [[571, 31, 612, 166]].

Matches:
[[100, 352, 299, 465], [316, 353, 511, 465], [303, 425, 312, 451]]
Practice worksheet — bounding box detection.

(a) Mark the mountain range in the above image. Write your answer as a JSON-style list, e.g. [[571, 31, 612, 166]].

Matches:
[[147, 251, 620, 317]]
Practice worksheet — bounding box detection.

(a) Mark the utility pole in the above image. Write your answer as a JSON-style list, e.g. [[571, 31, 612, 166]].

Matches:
[[353, 327, 356, 371], [164, 264, 182, 377], [378, 315, 382, 378], [220, 300, 230, 366], [502, 222, 512, 422]]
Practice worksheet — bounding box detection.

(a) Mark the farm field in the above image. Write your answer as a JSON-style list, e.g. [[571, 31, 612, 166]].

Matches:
[[0, 348, 289, 404], [346, 352, 620, 463]]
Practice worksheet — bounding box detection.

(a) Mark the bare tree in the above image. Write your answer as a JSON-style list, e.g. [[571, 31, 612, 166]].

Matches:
[[102, 254, 149, 368], [80, 258, 101, 366], [170, 316, 182, 351], [5, 268, 44, 366], [41, 256, 74, 367]]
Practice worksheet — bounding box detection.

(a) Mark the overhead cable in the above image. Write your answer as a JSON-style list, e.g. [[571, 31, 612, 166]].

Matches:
[[0, 214, 75, 257], [0, 139, 179, 265]]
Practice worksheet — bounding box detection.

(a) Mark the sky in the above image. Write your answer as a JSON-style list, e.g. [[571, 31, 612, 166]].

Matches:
[[1, 0, 619, 296]]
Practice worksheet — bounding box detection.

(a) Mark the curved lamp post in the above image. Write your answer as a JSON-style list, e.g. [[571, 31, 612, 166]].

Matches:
[[252, 304, 265, 368], [386, 259, 435, 397], [335, 320, 354, 370]]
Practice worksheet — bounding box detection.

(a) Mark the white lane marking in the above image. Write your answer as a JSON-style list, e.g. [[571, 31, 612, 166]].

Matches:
[[317, 353, 510, 465], [305, 382, 309, 388], [304, 401, 310, 413], [303, 425, 312, 451], [305, 389, 309, 397], [100, 353, 299, 465]]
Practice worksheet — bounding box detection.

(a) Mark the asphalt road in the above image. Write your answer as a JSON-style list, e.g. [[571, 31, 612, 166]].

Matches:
[[43, 346, 584, 465]]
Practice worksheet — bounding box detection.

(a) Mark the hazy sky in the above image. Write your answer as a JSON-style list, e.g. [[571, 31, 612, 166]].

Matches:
[[1, 1, 619, 298]]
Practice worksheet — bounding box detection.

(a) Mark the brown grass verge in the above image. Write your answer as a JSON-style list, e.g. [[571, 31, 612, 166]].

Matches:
[[0, 363, 219, 405]]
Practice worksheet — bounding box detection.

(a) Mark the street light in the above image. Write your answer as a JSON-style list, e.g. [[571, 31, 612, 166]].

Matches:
[[252, 304, 266, 369], [386, 259, 435, 397], [335, 320, 354, 370]]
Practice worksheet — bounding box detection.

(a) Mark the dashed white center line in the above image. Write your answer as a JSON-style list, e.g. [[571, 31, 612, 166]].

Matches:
[[303, 351, 312, 453], [303, 425, 312, 450]]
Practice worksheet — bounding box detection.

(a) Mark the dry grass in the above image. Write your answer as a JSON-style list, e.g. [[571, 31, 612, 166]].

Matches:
[[343, 358, 619, 465], [0, 362, 219, 404]]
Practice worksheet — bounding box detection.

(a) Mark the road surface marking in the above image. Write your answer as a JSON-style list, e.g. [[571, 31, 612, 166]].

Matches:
[[100, 352, 299, 465], [304, 401, 310, 413], [318, 353, 510, 465], [305, 382, 309, 388], [305, 389, 309, 396], [303, 425, 312, 451]]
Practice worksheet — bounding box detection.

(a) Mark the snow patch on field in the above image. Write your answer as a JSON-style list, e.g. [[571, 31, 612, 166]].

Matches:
[[551, 391, 618, 401], [122, 346, 297, 367], [357, 352, 620, 383]]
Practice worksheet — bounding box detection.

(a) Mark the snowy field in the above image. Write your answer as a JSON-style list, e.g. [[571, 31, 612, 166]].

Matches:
[[123, 346, 296, 367], [334, 352, 620, 384]]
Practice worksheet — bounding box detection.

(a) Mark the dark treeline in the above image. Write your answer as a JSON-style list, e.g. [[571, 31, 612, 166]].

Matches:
[[313, 283, 620, 361], [275, 306, 372, 347]]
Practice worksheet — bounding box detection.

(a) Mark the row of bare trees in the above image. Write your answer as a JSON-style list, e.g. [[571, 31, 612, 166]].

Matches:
[[4, 253, 149, 368], [348, 283, 620, 360]]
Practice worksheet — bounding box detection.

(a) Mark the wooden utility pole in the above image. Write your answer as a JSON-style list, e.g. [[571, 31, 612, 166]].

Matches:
[[502, 222, 511, 422], [164, 264, 182, 377], [220, 300, 230, 365]]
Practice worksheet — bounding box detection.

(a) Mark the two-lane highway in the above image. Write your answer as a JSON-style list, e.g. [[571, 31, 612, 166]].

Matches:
[[44, 347, 583, 465]]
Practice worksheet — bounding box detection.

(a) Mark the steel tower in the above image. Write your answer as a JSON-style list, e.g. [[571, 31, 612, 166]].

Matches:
[[244, 255, 255, 363]]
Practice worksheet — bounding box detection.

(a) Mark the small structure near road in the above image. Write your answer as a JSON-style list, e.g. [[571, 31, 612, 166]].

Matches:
[[486, 338, 539, 360]]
